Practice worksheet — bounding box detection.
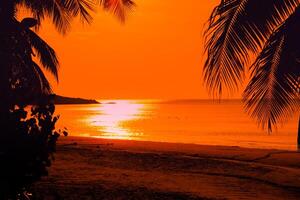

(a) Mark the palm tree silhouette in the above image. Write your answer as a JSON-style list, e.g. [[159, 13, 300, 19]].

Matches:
[[0, 0, 136, 134], [0, 0, 135, 108], [0, 18, 58, 105], [0, 1, 135, 197], [204, 0, 300, 147]]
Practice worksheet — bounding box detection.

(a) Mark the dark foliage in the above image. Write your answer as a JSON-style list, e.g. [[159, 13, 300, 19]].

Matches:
[[204, 0, 300, 132], [0, 104, 67, 199], [0, 1, 135, 198]]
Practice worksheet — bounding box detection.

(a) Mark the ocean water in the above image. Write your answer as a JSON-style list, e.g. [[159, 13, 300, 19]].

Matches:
[[55, 100, 299, 150]]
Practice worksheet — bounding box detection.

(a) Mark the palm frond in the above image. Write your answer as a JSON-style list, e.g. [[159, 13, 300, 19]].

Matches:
[[21, 0, 71, 34], [7, 18, 53, 99], [18, 0, 44, 27], [63, 0, 95, 24], [243, 6, 300, 132], [15, 61, 52, 103], [98, 0, 135, 22], [19, 0, 135, 33], [204, 0, 300, 97], [32, 61, 52, 94], [50, 0, 72, 34], [26, 29, 59, 81]]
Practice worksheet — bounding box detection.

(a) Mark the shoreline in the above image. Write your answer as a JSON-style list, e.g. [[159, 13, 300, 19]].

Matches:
[[62, 135, 299, 152], [33, 136, 300, 199]]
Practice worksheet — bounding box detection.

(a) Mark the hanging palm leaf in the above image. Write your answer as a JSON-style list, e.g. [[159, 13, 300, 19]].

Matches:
[[244, 6, 300, 131], [204, 0, 300, 136], [99, 0, 135, 22], [204, 0, 299, 96]]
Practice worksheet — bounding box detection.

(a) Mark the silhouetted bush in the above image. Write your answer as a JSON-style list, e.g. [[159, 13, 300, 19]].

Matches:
[[0, 103, 67, 199]]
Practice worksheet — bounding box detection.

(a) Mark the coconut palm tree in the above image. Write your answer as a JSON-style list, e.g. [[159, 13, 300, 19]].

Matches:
[[0, 0, 135, 108], [0, 1, 135, 197], [0, 18, 57, 105], [204, 0, 300, 147], [0, 0, 134, 99]]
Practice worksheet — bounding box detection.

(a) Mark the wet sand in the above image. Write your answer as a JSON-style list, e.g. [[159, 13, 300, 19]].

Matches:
[[33, 137, 300, 199]]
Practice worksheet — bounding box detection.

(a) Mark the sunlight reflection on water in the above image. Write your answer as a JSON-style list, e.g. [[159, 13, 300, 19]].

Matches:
[[55, 100, 299, 150], [86, 100, 147, 140]]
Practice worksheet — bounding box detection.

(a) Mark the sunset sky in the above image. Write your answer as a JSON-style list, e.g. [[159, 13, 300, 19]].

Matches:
[[36, 0, 235, 100]]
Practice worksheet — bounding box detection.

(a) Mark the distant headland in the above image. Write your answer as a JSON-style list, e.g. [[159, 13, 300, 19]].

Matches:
[[51, 95, 100, 105]]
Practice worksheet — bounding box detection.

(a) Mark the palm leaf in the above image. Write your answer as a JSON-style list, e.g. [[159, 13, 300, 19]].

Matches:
[[26, 28, 59, 81], [49, 0, 72, 34], [32, 61, 52, 94], [98, 0, 135, 22], [204, 0, 300, 96], [244, 6, 300, 131], [21, 0, 71, 34], [18, 61, 52, 103], [20, 0, 135, 33], [63, 0, 95, 23]]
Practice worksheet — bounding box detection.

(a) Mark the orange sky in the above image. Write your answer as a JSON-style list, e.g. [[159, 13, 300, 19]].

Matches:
[[37, 0, 231, 100]]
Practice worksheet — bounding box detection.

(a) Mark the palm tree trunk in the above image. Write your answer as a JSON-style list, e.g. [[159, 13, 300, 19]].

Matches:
[[0, 32, 12, 137], [298, 116, 300, 151], [0, 1, 15, 134]]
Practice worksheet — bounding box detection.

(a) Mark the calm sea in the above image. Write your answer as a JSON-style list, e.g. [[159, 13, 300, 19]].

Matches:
[[55, 100, 299, 150]]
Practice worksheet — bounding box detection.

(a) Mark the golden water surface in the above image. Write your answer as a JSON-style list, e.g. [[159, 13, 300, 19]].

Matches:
[[55, 100, 299, 150]]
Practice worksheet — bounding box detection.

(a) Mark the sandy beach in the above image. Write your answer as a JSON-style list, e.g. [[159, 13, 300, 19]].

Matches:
[[33, 137, 300, 200]]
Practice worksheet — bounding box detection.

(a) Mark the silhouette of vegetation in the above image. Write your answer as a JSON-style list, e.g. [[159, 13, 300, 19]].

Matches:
[[0, 103, 67, 199], [204, 0, 300, 146], [0, 0, 135, 108], [0, 0, 135, 198]]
